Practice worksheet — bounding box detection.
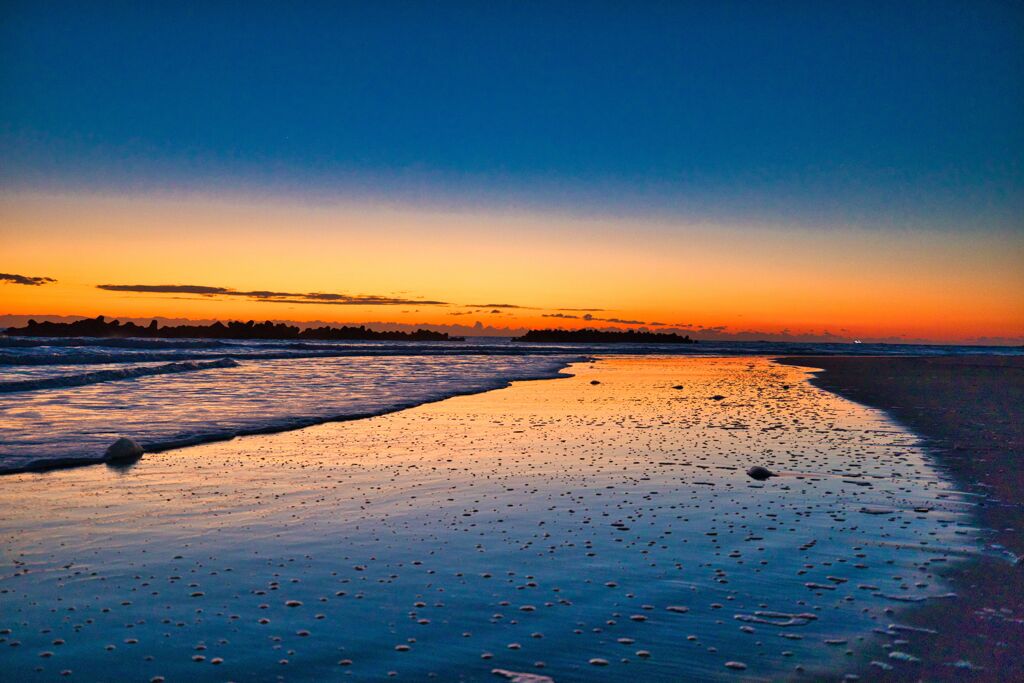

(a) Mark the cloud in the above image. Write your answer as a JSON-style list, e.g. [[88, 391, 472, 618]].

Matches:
[[582, 313, 648, 325], [467, 303, 609, 312], [249, 297, 449, 306], [545, 312, 655, 326], [466, 303, 533, 309], [98, 284, 229, 295], [601, 317, 647, 325], [96, 285, 601, 311], [1, 272, 57, 286], [97, 283, 448, 306]]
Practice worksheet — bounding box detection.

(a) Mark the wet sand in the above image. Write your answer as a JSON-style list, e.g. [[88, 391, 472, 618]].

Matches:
[[778, 355, 1024, 681], [0, 357, 989, 681]]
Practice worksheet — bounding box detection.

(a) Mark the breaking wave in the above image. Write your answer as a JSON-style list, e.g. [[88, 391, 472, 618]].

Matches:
[[0, 358, 241, 393]]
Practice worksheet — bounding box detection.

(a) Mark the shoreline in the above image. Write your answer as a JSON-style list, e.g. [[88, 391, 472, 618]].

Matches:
[[0, 358, 584, 475], [777, 355, 1024, 681]]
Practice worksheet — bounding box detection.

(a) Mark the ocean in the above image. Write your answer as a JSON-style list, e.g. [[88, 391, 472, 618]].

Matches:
[[1, 336, 1019, 473]]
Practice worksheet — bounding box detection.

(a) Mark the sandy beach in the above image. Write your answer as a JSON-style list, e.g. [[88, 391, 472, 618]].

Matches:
[[0, 356, 991, 681], [778, 355, 1024, 681]]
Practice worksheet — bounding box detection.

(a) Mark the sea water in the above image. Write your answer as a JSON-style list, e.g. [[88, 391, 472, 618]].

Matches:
[[1, 336, 1018, 472]]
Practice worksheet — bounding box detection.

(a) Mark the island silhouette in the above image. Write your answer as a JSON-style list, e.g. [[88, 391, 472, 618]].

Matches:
[[4, 316, 462, 342]]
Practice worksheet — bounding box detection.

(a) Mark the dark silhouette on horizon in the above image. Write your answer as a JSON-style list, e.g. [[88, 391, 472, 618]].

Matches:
[[4, 316, 462, 342], [513, 328, 697, 344]]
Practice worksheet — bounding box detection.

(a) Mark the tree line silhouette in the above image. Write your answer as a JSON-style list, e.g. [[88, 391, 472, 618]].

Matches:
[[5, 316, 461, 341]]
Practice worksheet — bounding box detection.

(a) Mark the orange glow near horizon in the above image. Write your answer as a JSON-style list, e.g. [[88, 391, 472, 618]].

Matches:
[[2, 190, 1022, 343]]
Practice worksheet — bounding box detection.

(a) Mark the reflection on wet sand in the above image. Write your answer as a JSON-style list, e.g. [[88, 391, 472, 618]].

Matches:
[[0, 357, 981, 681]]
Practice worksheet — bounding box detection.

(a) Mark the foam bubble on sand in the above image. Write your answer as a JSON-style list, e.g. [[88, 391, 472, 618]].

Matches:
[[492, 669, 555, 683]]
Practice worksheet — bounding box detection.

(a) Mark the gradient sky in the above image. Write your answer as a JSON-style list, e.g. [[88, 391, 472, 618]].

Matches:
[[1, 1, 1022, 342]]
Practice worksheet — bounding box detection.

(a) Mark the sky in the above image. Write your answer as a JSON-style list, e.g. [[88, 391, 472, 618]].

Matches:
[[1, 1, 1022, 343]]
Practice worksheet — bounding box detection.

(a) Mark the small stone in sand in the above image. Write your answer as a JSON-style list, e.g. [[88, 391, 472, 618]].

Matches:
[[746, 466, 776, 481]]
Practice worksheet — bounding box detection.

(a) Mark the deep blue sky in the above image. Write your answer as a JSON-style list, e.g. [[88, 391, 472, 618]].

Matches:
[[2, 1, 1022, 229]]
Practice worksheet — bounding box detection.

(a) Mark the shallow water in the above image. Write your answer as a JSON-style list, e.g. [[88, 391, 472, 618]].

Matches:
[[3, 335, 1019, 472], [0, 354, 578, 471], [0, 357, 982, 681]]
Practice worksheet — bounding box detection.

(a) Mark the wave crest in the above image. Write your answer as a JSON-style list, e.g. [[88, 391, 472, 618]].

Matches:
[[0, 358, 240, 393]]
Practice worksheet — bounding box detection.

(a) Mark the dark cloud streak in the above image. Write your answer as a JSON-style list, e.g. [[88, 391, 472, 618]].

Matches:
[[98, 284, 229, 295], [543, 312, 657, 326], [97, 283, 448, 306], [96, 283, 603, 312], [1, 272, 57, 286]]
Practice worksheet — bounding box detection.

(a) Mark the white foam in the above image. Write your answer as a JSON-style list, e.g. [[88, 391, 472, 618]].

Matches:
[[0, 353, 579, 472]]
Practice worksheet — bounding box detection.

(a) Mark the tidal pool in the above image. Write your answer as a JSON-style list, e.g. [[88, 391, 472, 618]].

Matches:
[[0, 357, 982, 681]]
